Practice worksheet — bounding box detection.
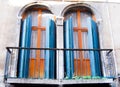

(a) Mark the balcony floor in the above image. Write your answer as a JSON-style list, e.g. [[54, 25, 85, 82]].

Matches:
[[5, 78, 114, 85]]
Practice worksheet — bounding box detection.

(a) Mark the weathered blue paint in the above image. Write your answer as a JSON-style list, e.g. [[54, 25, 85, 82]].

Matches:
[[63, 21, 66, 74], [18, 20, 23, 77], [18, 15, 32, 78], [24, 15, 32, 78], [87, 17, 102, 77], [65, 19, 71, 78], [49, 20, 56, 79], [18, 18, 27, 78], [45, 19, 56, 79], [91, 19, 102, 76], [45, 19, 50, 79], [64, 17, 74, 79], [87, 17, 96, 77], [69, 17, 74, 77], [19, 20, 23, 48]]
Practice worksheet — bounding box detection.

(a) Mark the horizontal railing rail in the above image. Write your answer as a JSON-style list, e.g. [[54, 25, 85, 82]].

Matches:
[[5, 47, 115, 80], [6, 47, 113, 51]]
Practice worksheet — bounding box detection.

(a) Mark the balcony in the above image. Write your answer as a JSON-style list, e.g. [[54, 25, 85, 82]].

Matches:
[[4, 47, 116, 85]]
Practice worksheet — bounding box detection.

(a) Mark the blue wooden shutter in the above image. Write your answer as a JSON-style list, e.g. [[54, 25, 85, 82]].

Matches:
[[24, 15, 32, 78], [88, 17, 101, 77], [45, 19, 56, 79], [18, 15, 32, 78], [91, 19, 102, 76], [64, 17, 74, 79], [88, 17, 96, 77], [49, 19, 56, 79]]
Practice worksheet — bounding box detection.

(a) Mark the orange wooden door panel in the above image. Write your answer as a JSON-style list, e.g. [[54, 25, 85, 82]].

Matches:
[[29, 58, 44, 78], [29, 58, 35, 78], [74, 59, 91, 76], [74, 10, 91, 76], [29, 10, 46, 78]]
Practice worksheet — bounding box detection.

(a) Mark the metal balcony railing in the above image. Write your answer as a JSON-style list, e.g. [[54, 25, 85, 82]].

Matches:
[[4, 47, 116, 80]]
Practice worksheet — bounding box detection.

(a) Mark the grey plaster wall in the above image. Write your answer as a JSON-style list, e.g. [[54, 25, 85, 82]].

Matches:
[[108, 3, 120, 74], [0, 1, 20, 87], [0, 0, 120, 86]]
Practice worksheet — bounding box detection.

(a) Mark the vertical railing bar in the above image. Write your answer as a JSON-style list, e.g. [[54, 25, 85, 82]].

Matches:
[[93, 50, 95, 78], [107, 51, 110, 77], [14, 49, 17, 78], [77, 50, 79, 77], [10, 49, 13, 78], [80, 50, 82, 77], [108, 51, 111, 77], [86, 50, 88, 78], [8, 49, 11, 78], [28, 48, 30, 77], [38, 49, 40, 79], [87, 50, 90, 79], [16, 49, 18, 77], [4, 51, 10, 79], [108, 52, 113, 77], [83, 50, 85, 76], [11, 49, 14, 77], [58, 50, 60, 81], [52, 49, 55, 79], [34, 49, 36, 78], [75, 50, 77, 77], [85, 52, 87, 76], [43, 49, 45, 79], [8, 51, 10, 78], [104, 51, 107, 77]]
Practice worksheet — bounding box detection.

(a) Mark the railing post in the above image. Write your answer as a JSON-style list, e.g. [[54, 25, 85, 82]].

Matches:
[[9, 49, 18, 78], [56, 17, 64, 80], [4, 51, 10, 79]]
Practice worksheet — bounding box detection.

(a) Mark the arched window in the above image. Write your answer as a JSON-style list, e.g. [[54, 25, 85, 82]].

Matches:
[[63, 6, 102, 78], [18, 5, 56, 79]]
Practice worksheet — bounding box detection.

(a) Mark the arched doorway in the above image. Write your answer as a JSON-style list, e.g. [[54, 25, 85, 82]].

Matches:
[[18, 4, 56, 79], [63, 5, 102, 78]]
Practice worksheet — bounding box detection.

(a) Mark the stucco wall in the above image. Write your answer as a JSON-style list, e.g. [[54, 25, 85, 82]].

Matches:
[[108, 3, 120, 74], [0, 0, 120, 86]]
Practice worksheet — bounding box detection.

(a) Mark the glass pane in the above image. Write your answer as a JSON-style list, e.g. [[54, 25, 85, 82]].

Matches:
[[81, 12, 91, 28], [41, 11, 55, 26], [73, 31, 79, 58], [65, 12, 77, 27], [82, 32, 89, 58], [30, 30, 37, 58], [40, 30, 46, 58], [31, 11, 38, 26]]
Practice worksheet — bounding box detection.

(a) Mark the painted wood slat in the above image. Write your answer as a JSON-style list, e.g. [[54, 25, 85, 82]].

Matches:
[[45, 19, 55, 79], [64, 17, 74, 79], [45, 19, 50, 79], [87, 17, 96, 77], [24, 15, 32, 78], [91, 19, 102, 76], [69, 17, 74, 77], [18, 15, 32, 78], [49, 20, 56, 79], [18, 18, 27, 78], [65, 19, 71, 78]]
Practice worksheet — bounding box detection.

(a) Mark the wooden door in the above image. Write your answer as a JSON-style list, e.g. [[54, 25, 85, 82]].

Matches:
[[29, 10, 45, 78], [74, 10, 91, 76]]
